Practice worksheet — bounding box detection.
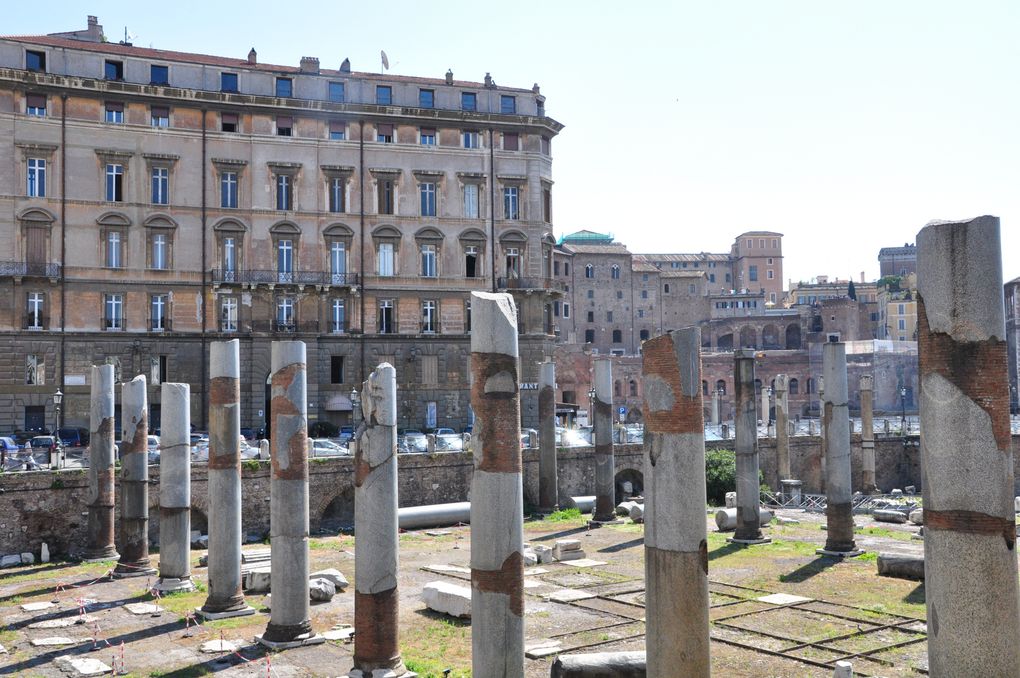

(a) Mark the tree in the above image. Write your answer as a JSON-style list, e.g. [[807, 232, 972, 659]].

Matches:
[[848, 280, 857, 300]]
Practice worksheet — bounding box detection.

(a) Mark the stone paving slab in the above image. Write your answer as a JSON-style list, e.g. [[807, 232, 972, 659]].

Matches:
[[54, 655, 112, 676], [757, 593, 814, 605], [545, 588, 597, 603]]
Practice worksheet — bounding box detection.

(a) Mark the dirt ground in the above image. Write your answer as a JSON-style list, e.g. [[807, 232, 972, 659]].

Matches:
[[0, 507, 929, 677]]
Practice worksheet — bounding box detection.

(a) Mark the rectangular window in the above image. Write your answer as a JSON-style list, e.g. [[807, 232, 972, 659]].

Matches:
[[105, 231, 123, 268], [748, 265, 758, 282], [151, 106, 170, 127], [221, 112, 238, 132], [276, 174, 292, 210], [607, 311, 613, 322], [221, 297, 238, 332], [276, 297, 295, 330], [378, 179, 394, 213], [378, 299, 394, 333], [464, 245, 478, 277], [330, 241, 347, 282], [500, 95, 516, 114], [503, 133, 519, 151], [767, 269, 774, 280], [330, 300, 346, 334], [105, 164, 124, 202], [689, 283, 697, 294], [221, 172, 238, 208], [464, 183, 479, 218], [641, 289, 648, 299], [463, 131, 480, 149], [461, 92, 477, 111], [376, 123, 394, 143], [151, 167, 169, 204], [277, 115, 293, 136], [328, 121, 345, 140], [422, 355, 438, 385], [563, 303, 570, 318], [220, 72, 238, 92], [420, 244, 437, 277], [26, 292, 44, 329], [150, 65, 169, 85], [276, 239, 294, 282], [276, 77, 293, 98], [105, 101, 124, 123], [104, 294, 124, 330], [378, 242, 394, 276], [465, 299, 472, 331], [105, 60, 123, 81], [503, 187, 520, 220], [328, 81, 345, 103], [376, 85, 392, 105], [543, 189, 552, 223], [422, 300, 438, 333], [330, 355, 345, 382], [505, 247, 520, 278], [328, 177, 346, 213], [638, 309, 645, 318], [26, 50, 46, 72], [898, 303, 905, 314], [150, 294, 168, 330], [27, 158, 45, 197], [26, 94, 46, 117], [420, 182, 437, 216], [772, 238, 778, 248], [222, 237, 237, 277], [541, 136, 551, 155], [759, 238, 766, 248], [898, 318, 906, 331], [419, 89, 434, 108], [420, 127, 436, 145], [587, 311, 594, 322], [151, 233, 169, 270]]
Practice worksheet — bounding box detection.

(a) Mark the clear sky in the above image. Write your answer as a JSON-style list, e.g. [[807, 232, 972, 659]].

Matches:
[[7, 1, 1019, 285]]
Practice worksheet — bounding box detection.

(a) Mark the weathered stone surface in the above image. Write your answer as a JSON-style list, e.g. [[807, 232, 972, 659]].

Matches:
[[309, 578, 336, 602], [54, 656, 112, 676], [322, 625, 354, 641], [309, 568, 348, 591], [21, 552, 34, 564], [244, 566, 272, 593], [532, 545, 554, 564], [833, 660, 854, 678], [1, 554, 21, 568], [909, 509, 924, 525], [545, 589, 596, 603], [877, 552, 925, 581], [873, 509, 908, 524], [629, 504, 644, 522], [551, 651, 646, 677], [124, 602, 162, 615], [21, 601, 55, 611], [423, 580, 471, 618], [31, 636, 79, 646], [714, 508, 774, 531], [725, 491, 737, 509], [200, 639, 237, 653], [522, 548, 538, 566]]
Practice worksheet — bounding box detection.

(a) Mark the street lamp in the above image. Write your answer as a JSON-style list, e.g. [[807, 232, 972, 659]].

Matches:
[[899, 386, 907, 434], [588, 386, 596, 442], [52, 389, 63, 469], [351, 387, 361, 426]]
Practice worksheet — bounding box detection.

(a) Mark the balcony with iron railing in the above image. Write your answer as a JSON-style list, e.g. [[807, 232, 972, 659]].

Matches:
[[497, 276, 566, 294], [248, 320, 321, 334], [210, 269, 358, 288], [22, 315, 49, 331], [0, 261, 61, 280]]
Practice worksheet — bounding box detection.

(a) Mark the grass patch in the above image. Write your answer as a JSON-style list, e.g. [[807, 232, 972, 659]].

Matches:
[[544, 507, 582, 522], [402, 614, 471, 677], [150, 665, 216, 677], [857, 526, 913, 541], [856, 551, 878, 562]]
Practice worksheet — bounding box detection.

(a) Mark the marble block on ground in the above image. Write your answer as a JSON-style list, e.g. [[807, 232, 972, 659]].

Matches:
[[422, 580, 471, 619]]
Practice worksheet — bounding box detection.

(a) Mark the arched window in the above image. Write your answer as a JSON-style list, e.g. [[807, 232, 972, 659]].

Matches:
[[585, 263, 594, 278], [584, 329, 595, 343], [629, 380, 638, 396], [664, 283, 671, 293], [716, 379, 727, 395], [611, 264, 620, 279], [789, 378, 800, 395], [612, 329, 622, 343], [614, 380, 622, 397]]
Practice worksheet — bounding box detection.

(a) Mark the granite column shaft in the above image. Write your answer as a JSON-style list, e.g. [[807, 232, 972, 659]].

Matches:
[[115, 375, 155, 577], [822, 343, 856, 553], [538, 360, 558, 511], [774, 374, 791, 482], [733, 350, 762, 541], [85, 364, 118, 561], [593, 359, 616, 522], [156, 382, 194, 591], [859, 375, 876, 493]]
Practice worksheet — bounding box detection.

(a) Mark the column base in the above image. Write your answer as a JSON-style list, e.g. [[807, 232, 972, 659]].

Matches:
[[349, 669, 418, 678], [815, 548, 865, 558], [154, 577, 196, 593], [255, 632, 325, 650], [727, 537, 772, 545], [82, 550, 119, 563], [588, 518, 625, 528], [111, 566, 158, 579], [195, 606, 257, 621]]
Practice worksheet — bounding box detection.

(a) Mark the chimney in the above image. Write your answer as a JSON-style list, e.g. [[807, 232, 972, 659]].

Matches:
[[247, 48, 257, 65], [300, 56, 320, 74], [445, 69, 453, 85], [860, 271, 865, 283], [484, 72, 494, 88], [340, 58, 351, 73]]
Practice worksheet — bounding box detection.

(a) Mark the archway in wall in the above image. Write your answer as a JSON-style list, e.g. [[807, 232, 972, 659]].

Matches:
[[762, 324, 781, 350], [717, 333, 734, 351], [319, 487, 355, 533], [786, 324, 802, 349], [615, 469, 644, 500], [739, 326, 757, 348]]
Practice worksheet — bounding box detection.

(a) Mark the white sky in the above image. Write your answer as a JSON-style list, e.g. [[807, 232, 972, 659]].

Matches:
[[9, 1, 1019, 285]]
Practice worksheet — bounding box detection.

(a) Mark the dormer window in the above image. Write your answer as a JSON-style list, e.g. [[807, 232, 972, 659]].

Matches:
[[276, 77, 293, 98], [26, 50, 46, 73], [105, 60, 123, 81], [221, 72, 238, 93], [376, 86, 392, 105], [150, 65, 169, 85]]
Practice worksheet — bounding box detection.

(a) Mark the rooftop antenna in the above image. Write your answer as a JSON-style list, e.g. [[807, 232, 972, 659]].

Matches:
[[121, 27, 138, 46]]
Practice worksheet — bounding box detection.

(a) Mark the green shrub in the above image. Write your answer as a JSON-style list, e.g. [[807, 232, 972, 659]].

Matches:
[[704, 448, 767, 506]]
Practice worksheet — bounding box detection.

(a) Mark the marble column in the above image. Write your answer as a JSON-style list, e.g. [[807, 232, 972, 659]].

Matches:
[[774, 374, 791, 483], [642, 328, 711, 677], [259, 341, 321, 647], [351, 364, 409, 677], [469, 292, 524, 678], [538, 360, 559, 512], [819, 343, 859, 556], [84, 364, 118, 561], [155, 382, 195, 592], [859, 375, 876, 493], [732, 350, 767, 544], [711, 390, 720, 427], [199, 340, 253, 619], [917, 216, 1020, 674], [114, 375, 156, 577], [818, 377, 826, 492], [592, 359, 616, 522]]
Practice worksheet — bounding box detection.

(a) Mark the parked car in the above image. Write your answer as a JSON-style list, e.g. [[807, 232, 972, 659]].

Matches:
[[240, 428, 256, 441], [147, 435, 161, 463], [434, 427, 455, 436], [0, 437, 19, 466], [435, 434, 464, 453], [30, 435, 59, 453], [398, 432, 427, 454], [311, 438, 348, 457], [191, 440, 209, 462], [58, 427, 90, 448]]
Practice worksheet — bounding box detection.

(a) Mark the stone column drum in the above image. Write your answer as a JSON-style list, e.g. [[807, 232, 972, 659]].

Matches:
[[819, 343, 859, 556], [732, 350, 767, 544], [774, 374, 791, 483], [592, 359, 616, 522], [199, 340, 253, 619], [711, 390, 720, 427], [114, 375, 157, 577], [351, 363, 410, 677], [84, 364, 118, 561], [259, 341, 321, 647], [469, 292, 524, 678], [642, 328, 711, 677], [818, 377, 826, 492], [859, 375, 876, 493], [155, 382, 195, 592], [538, 360, 559, 512], [917, 216, 1020, 674]]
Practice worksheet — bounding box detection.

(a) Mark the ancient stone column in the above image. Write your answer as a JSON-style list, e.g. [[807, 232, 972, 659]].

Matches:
[[114, 375, 157, 577], [761, 386, 770, 426], [538, 360, 559, 512], [642, 329, 711, 677], [259, 340, 320, 647], [774, 374, 791, 483], [732, 349, 767, 544], [917, 216, 1020, 674], [199, 340, 253, 619], [84, 364, 118, 561], [351, 363, 409, 677], [859, 375, 876, 493], [469, 292, 524, 678], [593, 359, 616, 522], [155, 383, 195, 592], [818, 377, 827, 492], [711, 390, 720, 427], [819, 343, 859, 556]]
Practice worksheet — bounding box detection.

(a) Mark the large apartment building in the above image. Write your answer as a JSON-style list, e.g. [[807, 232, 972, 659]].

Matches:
[[0, 16, 563, 433]]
